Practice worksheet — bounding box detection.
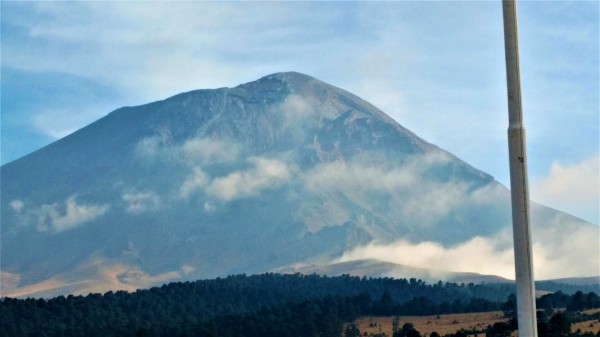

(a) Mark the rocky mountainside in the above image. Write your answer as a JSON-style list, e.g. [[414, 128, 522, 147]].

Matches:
[[1, 72, 597, 298]]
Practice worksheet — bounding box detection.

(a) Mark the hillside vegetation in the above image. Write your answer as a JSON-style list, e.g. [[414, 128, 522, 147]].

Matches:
[[1, 274, 598, 337]]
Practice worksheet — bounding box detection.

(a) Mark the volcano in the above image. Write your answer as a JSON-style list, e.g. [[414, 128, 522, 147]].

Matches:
[[1, 72, 597, 298]]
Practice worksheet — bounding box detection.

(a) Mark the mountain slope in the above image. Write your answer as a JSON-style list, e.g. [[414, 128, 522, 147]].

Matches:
[[1, 72, 598, 298]]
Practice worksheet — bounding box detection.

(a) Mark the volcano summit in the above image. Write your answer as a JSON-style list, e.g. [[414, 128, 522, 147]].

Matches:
[[1, 72, 597, 298]]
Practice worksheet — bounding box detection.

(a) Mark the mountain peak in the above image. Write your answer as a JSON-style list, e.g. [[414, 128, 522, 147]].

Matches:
[[238, 71, 317, 90], [257, 71, 316, 82], [234, 71, 327, 100]]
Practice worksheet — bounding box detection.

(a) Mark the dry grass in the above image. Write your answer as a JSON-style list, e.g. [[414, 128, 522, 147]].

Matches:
[[582, 309, 600, 315], [572, 308, 600, 335], [572, 320, 600, 335], [353, 311, 507, 337], [352, 308, 600, 337]]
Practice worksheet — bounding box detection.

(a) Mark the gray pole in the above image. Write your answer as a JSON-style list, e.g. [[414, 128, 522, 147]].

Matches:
[[502, 1, 538, 337]]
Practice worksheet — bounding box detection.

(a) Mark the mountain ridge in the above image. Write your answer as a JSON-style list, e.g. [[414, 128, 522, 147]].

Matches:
[[272, 258, 513, 284]]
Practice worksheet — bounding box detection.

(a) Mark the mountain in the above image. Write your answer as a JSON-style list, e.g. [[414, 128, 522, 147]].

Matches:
[[1, 72, 598, 298]]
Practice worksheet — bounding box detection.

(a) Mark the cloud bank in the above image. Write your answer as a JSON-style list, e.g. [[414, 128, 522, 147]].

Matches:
[[336, 221, 599, 280], [301, 153, 598, 280], [337, 236, 515, 280], [532, 154, 599, 224]]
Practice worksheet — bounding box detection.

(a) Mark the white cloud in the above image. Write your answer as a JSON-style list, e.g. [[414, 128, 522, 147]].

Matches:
[[470, 183, 508, 205], [3, 2, 343, 101], [301, 152, 471, 229], [279, 94, 318, 129], [35, 196, 109, 233], [181, 265, 196, 276], [135, 135, 162, 158], [9, 199, 24, 214], [303, 160, 415, 193], [179, 167, 210, 199], [132, 135, 247, 201], [203, 202, 216, 213], [182, 138, 240, 165], [304, 152, 452, 192], [135, 134, 240, 167], [532, 154, 599, 224], [207, 157, 291, 202], [122, 191, 161, 214], [134, 132, 174, 161], [532, 226, 599, 280], [337, 236, 516, 279], [336, 221, 599, 280]]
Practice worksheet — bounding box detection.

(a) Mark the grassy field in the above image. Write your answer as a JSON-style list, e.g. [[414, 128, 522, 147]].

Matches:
[[351, 309, 600, 337], [573, 308, 600, 335], [353, 311, 507, 337]]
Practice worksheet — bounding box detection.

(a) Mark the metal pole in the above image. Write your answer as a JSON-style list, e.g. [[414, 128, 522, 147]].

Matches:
[[502, 1, 538, 337]]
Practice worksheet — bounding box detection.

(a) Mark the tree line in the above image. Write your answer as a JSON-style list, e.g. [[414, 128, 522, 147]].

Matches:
[[1, 273, 598, 337]]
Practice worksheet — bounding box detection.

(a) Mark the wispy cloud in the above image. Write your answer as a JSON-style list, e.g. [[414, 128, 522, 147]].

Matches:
[[182, 138, 240, 166], [301, 152, 475, 230], [178, 168, 210, 199], [207, 157, 291, 202], [9, 199, 25, 214], [278, 94, 321, 128], [532, 154, 599, 224], [304, 152, 454, 192], [133, 133, 291, 202], [33, 196, 109, 233], [122, 191, 161, 214], [2, 2, 350, 100], [134, 132, 175, 162], [135, 134, 240, 167], [9, 196, 109, 233]]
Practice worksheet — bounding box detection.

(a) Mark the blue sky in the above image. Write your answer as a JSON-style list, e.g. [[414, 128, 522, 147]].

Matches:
[[1, 1, 598, 224]]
